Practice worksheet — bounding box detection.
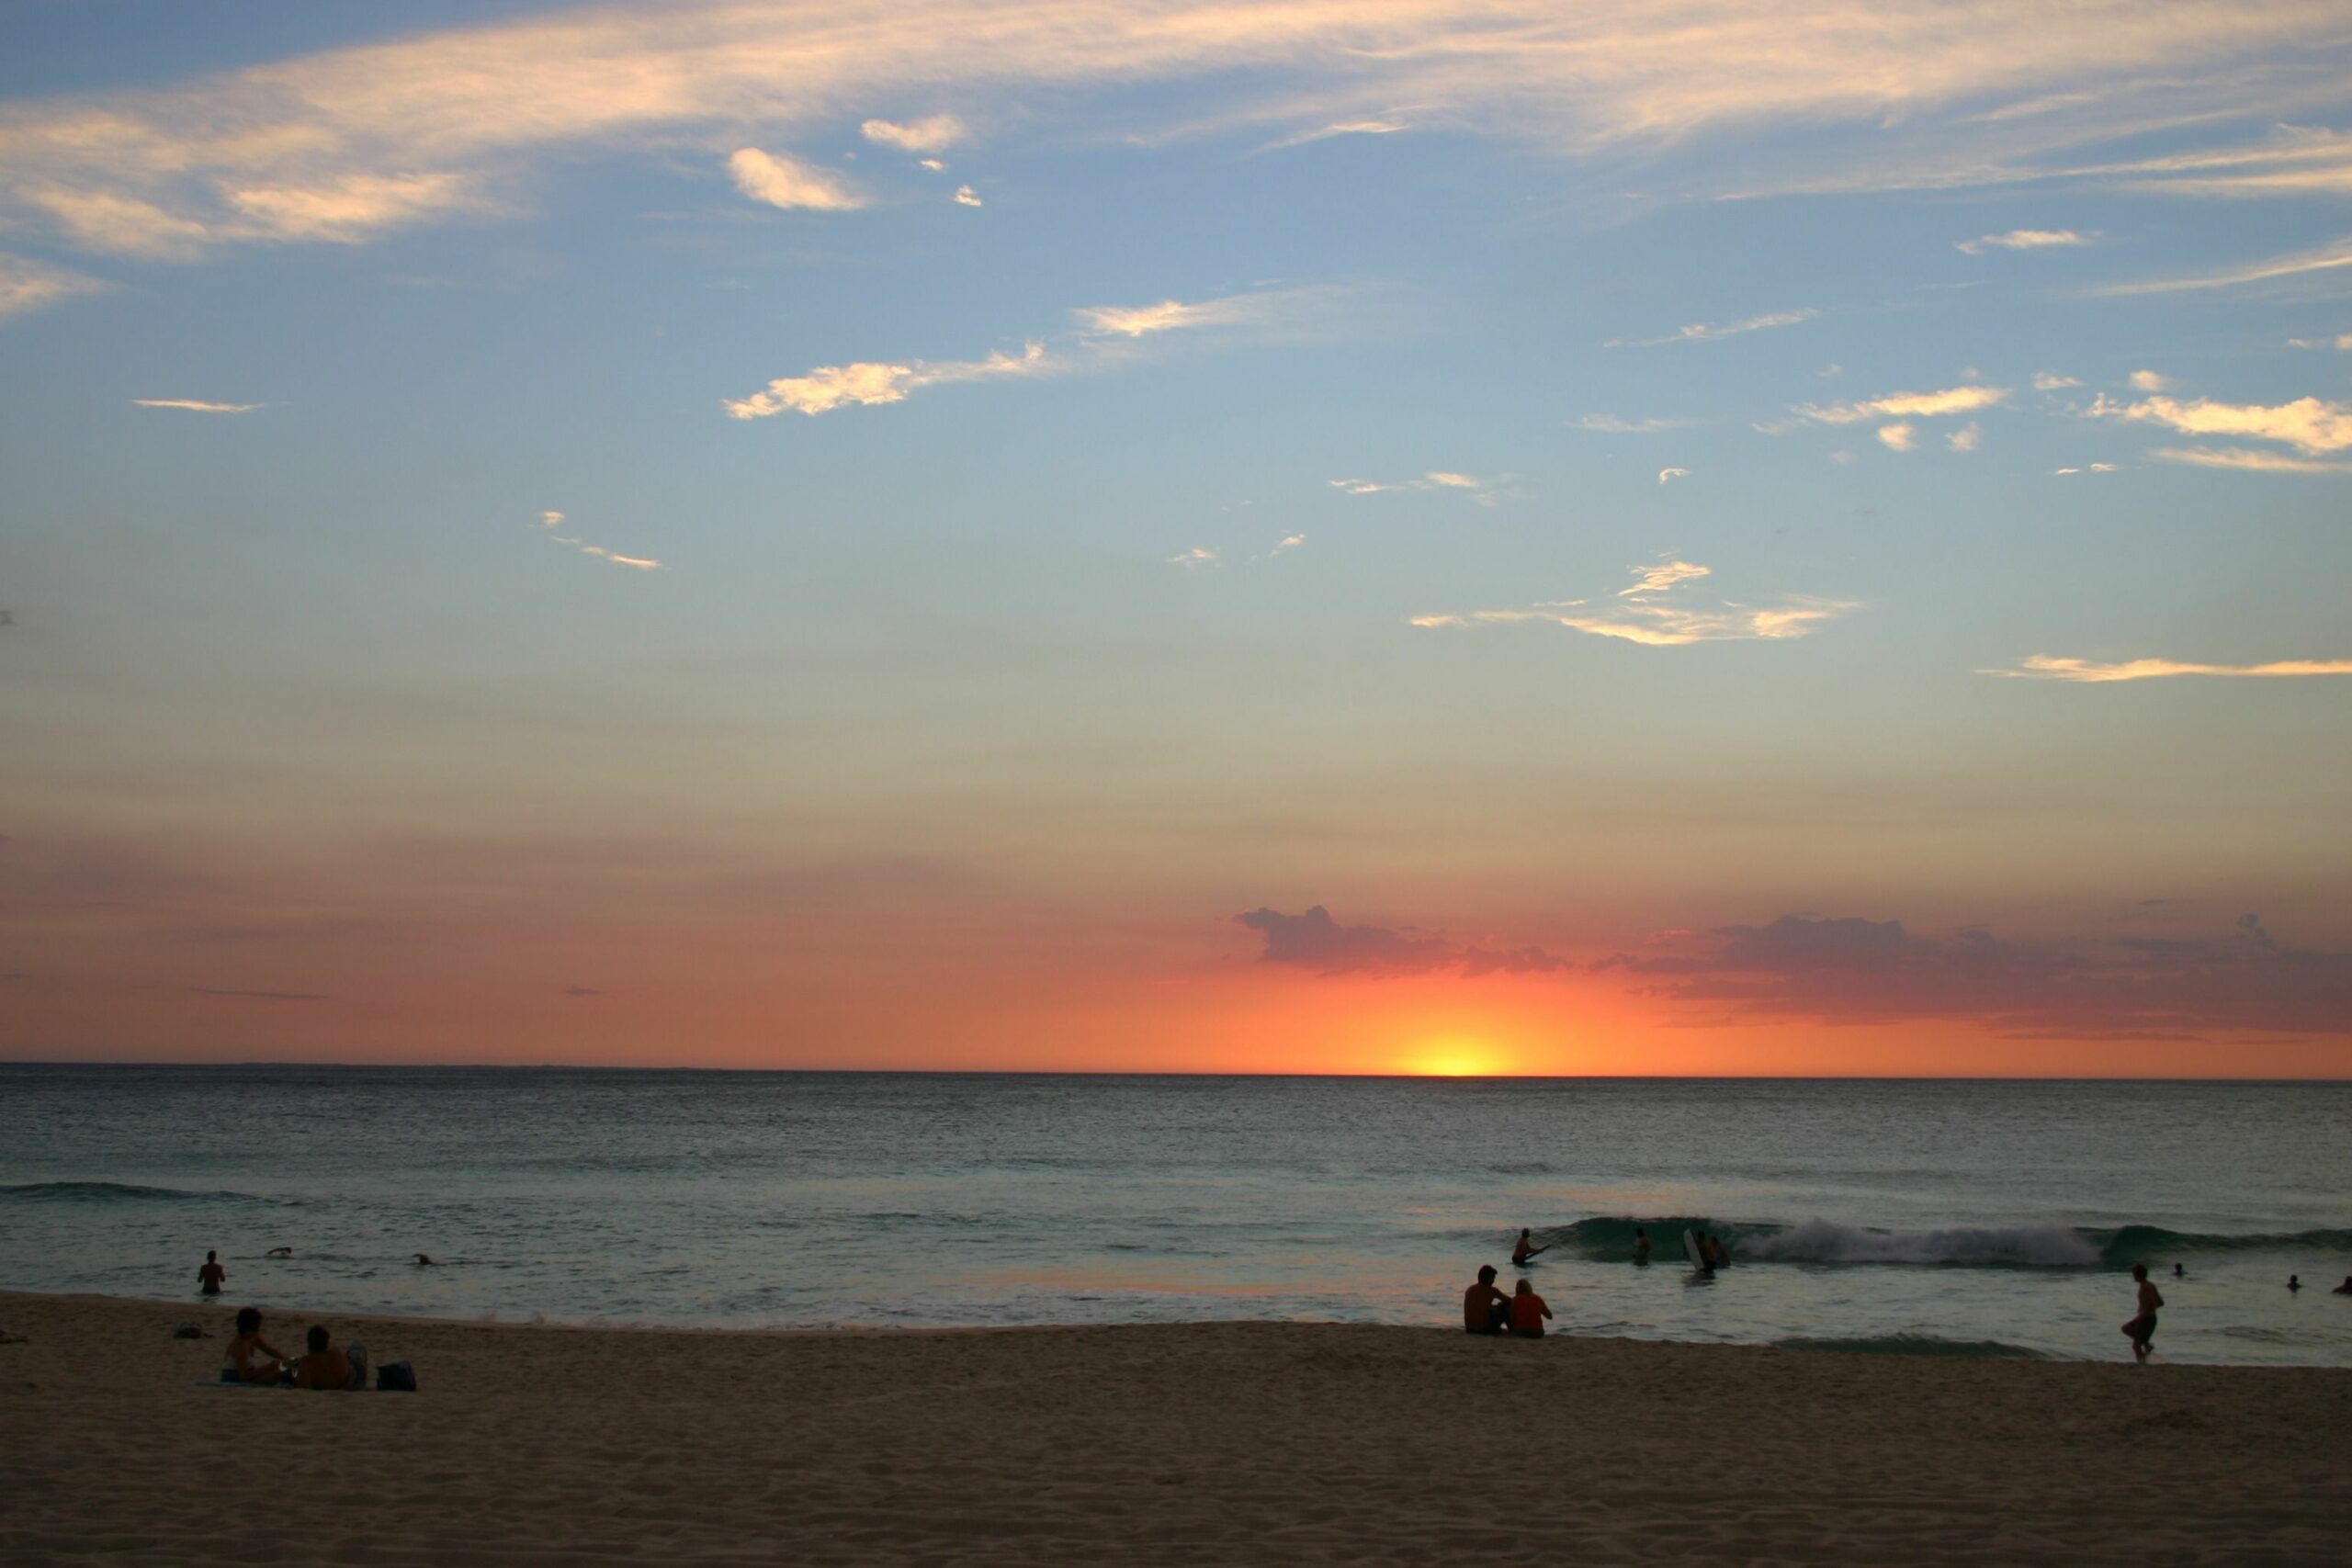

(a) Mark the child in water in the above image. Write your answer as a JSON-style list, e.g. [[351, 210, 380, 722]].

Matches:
[[2120, 1264, 2163, 1363]]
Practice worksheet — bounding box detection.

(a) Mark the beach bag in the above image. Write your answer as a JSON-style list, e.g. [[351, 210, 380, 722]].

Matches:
[[377, 1360, 417, 1392]]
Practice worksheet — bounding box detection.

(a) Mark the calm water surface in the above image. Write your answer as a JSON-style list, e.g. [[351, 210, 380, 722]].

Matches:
[[3, 1067, 2346, 1365]]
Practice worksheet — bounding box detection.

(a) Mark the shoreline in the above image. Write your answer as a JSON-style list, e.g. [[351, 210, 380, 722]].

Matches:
[[6, 1289, 2349, 1565]]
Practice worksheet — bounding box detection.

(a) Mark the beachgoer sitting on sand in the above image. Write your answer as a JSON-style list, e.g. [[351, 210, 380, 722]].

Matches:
[[1463, 1265, 1511, 1335], [198, 1251, 225, 1295], [291, 1325, 368, 1391], [1511, 1228, 1548, 1266], [1509, 1279, 1552, 1338], [1632, 1228, 1651, 1266], [2120, 1264, 2163, 1363], [225, 1307, 288, 1384]]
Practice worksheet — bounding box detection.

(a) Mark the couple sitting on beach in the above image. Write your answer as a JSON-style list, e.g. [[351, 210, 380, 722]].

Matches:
[[224, 1306, 367, 1390], [1463, 1265, 1552, 1338]]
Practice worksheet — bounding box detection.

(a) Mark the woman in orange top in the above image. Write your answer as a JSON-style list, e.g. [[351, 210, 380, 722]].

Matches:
[[1509, 1278, 1552, 1338]]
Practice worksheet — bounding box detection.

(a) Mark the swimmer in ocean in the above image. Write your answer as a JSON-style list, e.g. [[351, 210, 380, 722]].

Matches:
[[1632, 1227, 1651, 1266], [413, 1252, 440, 1267], [1511, 1228, 1549, 1266]]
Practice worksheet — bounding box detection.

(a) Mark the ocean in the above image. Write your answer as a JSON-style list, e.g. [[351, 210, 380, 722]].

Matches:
[[3, 1066, 2346, 1365]]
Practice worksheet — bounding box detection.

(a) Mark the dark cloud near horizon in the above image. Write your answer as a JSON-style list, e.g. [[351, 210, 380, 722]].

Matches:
[[1234, 905, 1567, 977], [188, 986, 327, 1002], [1597, 912, 2352, 1038]]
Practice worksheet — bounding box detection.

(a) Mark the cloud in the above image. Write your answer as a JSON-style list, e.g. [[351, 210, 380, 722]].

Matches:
[[1985, 654, 2352, 682], [860, 115, 967, 153], [1416, 559, 1854, 648], [953, 184, 982, 207], [1329, 470, 1499, 502], [530, 509, 663, 570], [1657, 466, 1690, 485], [132, 398, 262, 413], [1234, 905, 1566, 978], [1580, 413, 1692, 434], [1947, 422, 1982, 453], [2127, 369, 2173, 392], [1876, 423, 1917, 451], [1168, 546, 1217, 567], [1607, 308, 1817, 348], [2052, 461, 2120, 475], [2099, 233, 2352, 296], [0, 252, 105, 319], [1955, 227, 2091, 254], [1597, 912, 2352, 1036], [1255, 118, 1412, 153], [189, 986, 327, 1002], [726, 341, 1047, 417], [1792, 384, 2012, 425], [2148, 445, 2352, 474], [2032, 371, 2083, 390], [2093, 391, 2352, 454], [2287, 333, 2352, 350], [919, 157, 946, 172], [727, 148, 865, 211], [4, 3, 2346, 265]]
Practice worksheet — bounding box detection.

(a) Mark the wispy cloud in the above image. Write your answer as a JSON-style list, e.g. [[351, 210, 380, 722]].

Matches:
[[1956, 227, 2090, 254], [1792, 384, 2012, 424], [2127, 368, 2173, 391], [0, 252, 105, 319], [131, 398, 261, 413], [1947, 422, 1982, 453], [2053, 461, 2120, 475], [2288, 333, 2352, 350], [2032, 371, 2083, 390], [727, 148, 865, 211], [1580, 413, 1693, 434], [2098, 234, 2352, 296], [2149, 446, 2352, 475], [1235, 905, 1566, 978], [953, 184, 982, 207], [1657, 466, 1690, 485], [860, 115, 967, 154], [1168, 546, 1218, 567], [2094, 391, 2352, 454], [2, 3, 2342, 264], [1330, 470, 1501, 503], [1607, 308, 1817, 348], [1414, 559, 1854, 648], [1985, 654, 2352, 682], [1877, 423, 1917, 451], [726, 342, 1047, 418], [532, 509, 664, 570]]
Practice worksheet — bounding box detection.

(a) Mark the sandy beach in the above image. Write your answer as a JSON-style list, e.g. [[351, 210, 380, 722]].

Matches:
[[2, 1290, 2347, 1565]]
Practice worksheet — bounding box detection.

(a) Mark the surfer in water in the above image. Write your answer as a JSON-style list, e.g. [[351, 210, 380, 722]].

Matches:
[[413, 1252, 441, 1267], [1511, 1228, 1548, 1266], [197, 1250, 225, 1295], [1702, 1234, 1730, 1270], [2334, 1277, 2352, 1295], [1632, 1228, 1651, 1266], [2121, 1263, 2163, 1362]]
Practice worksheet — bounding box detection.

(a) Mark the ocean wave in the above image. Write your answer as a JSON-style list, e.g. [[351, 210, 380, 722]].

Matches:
[[0, 1179, 277, 1205], [1535, 1215, 2352, 1268], [1771, 1334, 2052, 1359]]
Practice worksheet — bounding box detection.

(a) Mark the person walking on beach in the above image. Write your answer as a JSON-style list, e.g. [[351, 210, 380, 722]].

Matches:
[[2120, 1264, 2163, 1363], [1511, 1228, 1548, 1266], [1509, 1279, 1552, 1338], [1463, 1265, 1511, 1334], [197, 1251, 225, 1295]]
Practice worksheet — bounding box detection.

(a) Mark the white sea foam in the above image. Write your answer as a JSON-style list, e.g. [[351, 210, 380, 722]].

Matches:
[[1742, 1220, 2100, 1268]]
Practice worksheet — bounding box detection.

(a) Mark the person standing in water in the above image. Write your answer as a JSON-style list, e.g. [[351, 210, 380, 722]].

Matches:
[[1511, 1228, 1548, 1266], [2121, 1263, 2163, 1363], [1632, 1228, 1652, 1266], [2288, 1276, 2301, 1292], [197, 1251, 225, 1295]]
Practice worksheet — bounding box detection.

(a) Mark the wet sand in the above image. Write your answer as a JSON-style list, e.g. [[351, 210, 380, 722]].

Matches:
[[2, 1289, 2347, 1565]]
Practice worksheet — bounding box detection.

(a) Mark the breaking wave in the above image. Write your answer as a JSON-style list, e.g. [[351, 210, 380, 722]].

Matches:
[[1538, 1215, 2352, 1269], [0, 1179, 277, 1205]]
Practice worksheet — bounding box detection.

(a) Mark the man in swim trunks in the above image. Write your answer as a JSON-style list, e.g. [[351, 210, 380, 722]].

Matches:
[[197, 1251, 225, 1295], [292, 1325, 352, 1391], [225, 1306, 288, 1384], [1463, 1265, 1510, 1334], [2120, 1263, 2163, 1363], [1632, 1228, 1651, 1266], [1509, 1279, 1552, 1338], [1511, 1228, 1548, 1266]]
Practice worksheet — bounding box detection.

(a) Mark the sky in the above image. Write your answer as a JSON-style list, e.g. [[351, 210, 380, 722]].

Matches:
[[2, 0, 2349, 1075]]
